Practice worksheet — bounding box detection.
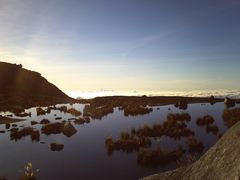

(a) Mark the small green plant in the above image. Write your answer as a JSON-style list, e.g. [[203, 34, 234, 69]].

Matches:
[[20, 162, 39, 180]]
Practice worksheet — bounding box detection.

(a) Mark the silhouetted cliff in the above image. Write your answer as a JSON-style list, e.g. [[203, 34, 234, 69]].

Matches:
[[0, 61, 73, 112]]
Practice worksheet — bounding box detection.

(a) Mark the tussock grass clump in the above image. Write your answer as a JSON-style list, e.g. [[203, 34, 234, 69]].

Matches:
[[123, 105, 153, 116], [83, 104, 114, 119], [196, 115, 215, 126], [66, 108, 82, 116], [36, 107, 46, 116], [105, 132, 151, 155], [131, 113, 194, 140]]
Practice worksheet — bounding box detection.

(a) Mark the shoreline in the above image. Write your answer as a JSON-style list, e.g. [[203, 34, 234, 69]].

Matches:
[[0, 94, 235, 113]]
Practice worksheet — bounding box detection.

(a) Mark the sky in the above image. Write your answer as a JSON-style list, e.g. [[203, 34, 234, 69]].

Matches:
[[0, 0, 240, 93]]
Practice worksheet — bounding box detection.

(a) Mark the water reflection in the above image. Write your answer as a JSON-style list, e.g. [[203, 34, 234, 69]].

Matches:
[[0, 102, 240, 179], [222, 107, 240, 128], [10, 127, 40, 142]]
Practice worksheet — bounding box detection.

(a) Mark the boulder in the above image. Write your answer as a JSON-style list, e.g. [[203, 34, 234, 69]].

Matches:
[[62, 122, 77, 138]]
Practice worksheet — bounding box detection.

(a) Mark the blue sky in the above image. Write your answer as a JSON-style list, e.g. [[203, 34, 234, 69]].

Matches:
[[0, 0, 240, 91]]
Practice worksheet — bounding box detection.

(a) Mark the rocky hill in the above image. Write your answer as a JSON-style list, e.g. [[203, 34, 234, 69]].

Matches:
[[0, 61, 73, 112]]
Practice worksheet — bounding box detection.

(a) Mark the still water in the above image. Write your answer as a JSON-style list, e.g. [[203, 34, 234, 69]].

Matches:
[[0, 102, 238, 180]]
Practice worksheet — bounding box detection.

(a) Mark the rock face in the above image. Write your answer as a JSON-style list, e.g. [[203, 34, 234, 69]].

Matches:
[[141, 121, 240, 180], [0, 61, 73, 112]]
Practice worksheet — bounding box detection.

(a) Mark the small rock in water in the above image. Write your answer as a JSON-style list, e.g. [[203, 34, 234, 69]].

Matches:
[[62, 122, 77, 138], [31, 121, 38, 125], [49, 143, 64, 151], [5, 123, 10, 129]]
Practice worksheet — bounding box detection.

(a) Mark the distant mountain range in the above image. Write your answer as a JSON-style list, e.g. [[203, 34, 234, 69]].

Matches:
[[0, 61, 74, 112]]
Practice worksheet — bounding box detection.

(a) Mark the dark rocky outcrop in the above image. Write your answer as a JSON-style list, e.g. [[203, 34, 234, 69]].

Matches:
[[0, 61, 74, 113]]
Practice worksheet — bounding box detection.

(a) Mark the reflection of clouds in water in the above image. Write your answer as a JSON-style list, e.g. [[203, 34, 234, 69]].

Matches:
[[66, 89, 240, 99]]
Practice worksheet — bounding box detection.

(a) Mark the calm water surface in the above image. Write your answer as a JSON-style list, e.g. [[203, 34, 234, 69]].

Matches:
[[0, 102, 239, 180]]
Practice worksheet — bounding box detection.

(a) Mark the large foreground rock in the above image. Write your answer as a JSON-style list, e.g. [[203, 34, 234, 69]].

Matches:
[[141, 121, 240, 180]]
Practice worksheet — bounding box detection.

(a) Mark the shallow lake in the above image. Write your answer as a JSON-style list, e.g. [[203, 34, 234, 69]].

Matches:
[[0, 102, 239, 180]]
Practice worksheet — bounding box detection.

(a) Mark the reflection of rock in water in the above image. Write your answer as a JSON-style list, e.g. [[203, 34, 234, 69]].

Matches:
[[167, 113, 191, 122], [222, 107, 240, 128], [105, 133, 151, 156], [206, 125, 219, 135], [137, 146, 185, 169], [196, 115, 215, 126], [224, 97, 235, 108], [49, 143, 64, 151], [10, 127, 40, 142], [187, 137, 204, 153], [105, 112, 194, 166]]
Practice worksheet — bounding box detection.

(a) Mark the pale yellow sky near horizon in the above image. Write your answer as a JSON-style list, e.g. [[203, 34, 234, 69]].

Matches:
[[1, 58, 234, 93]]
